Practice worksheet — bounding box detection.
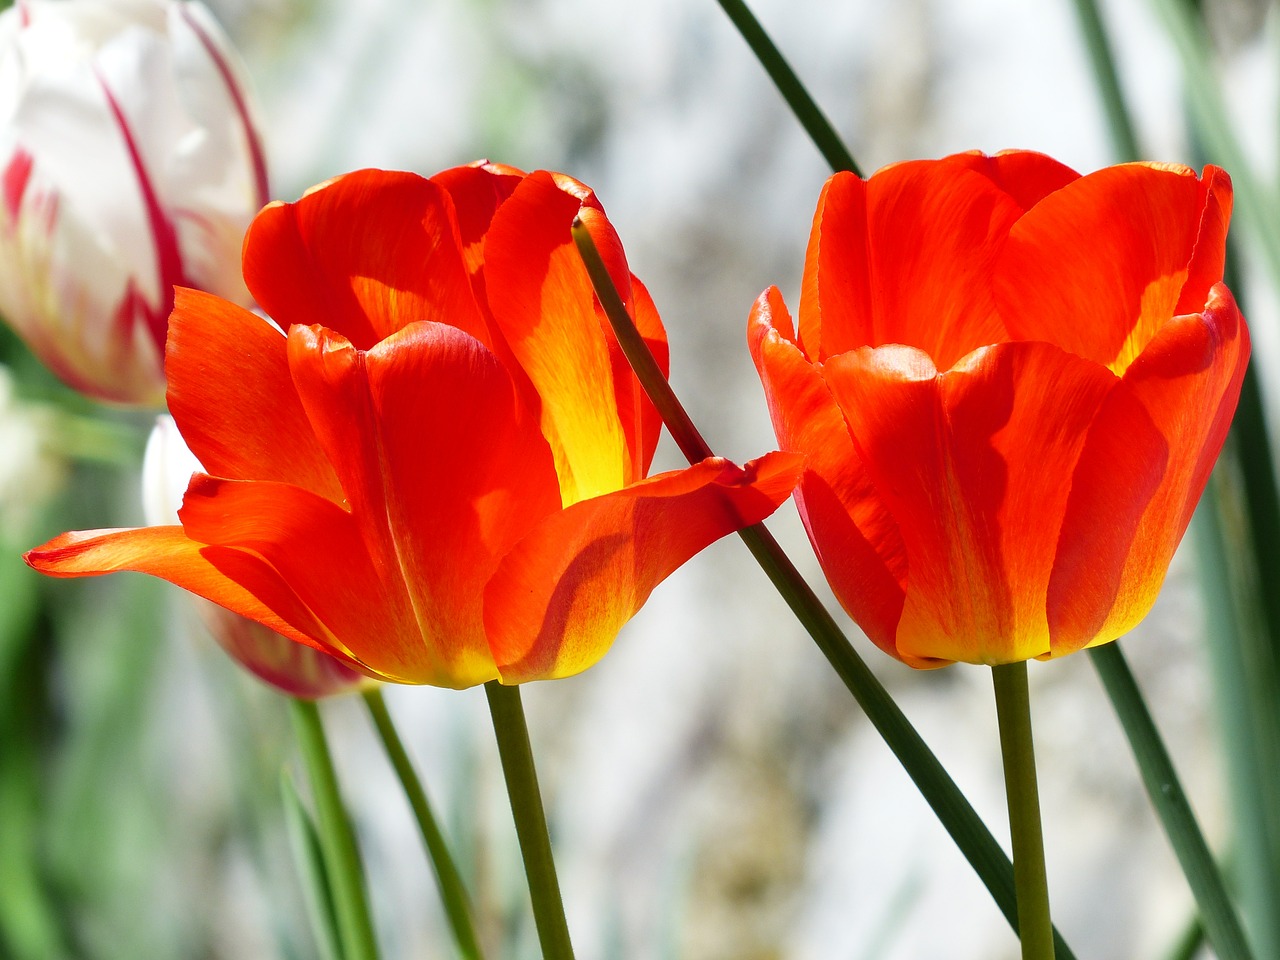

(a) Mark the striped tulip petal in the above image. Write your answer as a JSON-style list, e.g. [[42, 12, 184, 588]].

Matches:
[[0, 0, 265, 405]]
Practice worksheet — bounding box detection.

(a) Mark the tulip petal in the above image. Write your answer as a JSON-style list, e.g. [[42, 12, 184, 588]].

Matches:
[[423, 161, 548, 420], [487, 452, 804, 683], [798, 162, 1023, 367], [363, 321, 564, 664], [823, 340, 1116, 665], [1177, 165, 1232, 317], [174, 475, 429, 681], [430, 160, 526, 277], [997, 163, 1207, 373], [434, 165, 671, 474], [243, 169, 488, 351], [748, 287, 909, 659], [942, 150, 1080, 212], [483, 170, 642, 505], [285, 320, 561, 686], [797, 172, 867, 362], [165, 287, 342, 499], [23, 523, 344, 663], [1048, 284, 1248, 652]]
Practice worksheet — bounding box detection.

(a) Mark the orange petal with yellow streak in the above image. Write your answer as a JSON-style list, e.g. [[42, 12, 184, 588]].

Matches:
[[487, 452, 804, 683], [823, 340, 1117, 665], [483, 171, 640, 505], [285, 320, 561, 686], [997, 162, 1212, 373], [1047, 284, 1249, 654]]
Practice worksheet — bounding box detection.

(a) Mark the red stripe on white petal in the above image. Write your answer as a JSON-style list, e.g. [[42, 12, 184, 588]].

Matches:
[[2, 149, 34, 222], [96, 70, 187, 356]]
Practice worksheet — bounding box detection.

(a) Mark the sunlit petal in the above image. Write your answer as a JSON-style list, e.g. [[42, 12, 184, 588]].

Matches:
[[488, 452, 803, 683], [244, 169, 488, 351]]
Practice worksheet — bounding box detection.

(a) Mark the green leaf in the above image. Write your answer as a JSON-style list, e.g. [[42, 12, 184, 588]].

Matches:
[[281, 768, 345, 960]]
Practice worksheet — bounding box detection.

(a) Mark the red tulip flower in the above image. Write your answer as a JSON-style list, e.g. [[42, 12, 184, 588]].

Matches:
[[749, 151, 1248, 667], [28, 163, 801, 687]]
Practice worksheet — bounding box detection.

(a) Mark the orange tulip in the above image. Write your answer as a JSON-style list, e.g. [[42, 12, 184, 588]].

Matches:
[[748, 151, 1248, 667], [28, 163, 802, 687]]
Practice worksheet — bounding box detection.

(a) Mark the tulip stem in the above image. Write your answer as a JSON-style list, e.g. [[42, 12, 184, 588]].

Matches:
[[711, 0, 861, 176], [1089, 642, 1256, 960], [572, 222, 1078, 959], [992, 662, 1054, 960], [1068, 0, 1141, 162], [288, 698, 381, 960], [484, 682, 574, 960], [362, 689, 485, 960]]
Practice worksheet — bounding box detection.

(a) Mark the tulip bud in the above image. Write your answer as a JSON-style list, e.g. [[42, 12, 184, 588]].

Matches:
[[0, 0, 268, 405], [144, 415, 368, 699]]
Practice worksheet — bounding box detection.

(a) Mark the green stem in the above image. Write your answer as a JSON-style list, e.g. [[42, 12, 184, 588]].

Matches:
[[362, 689, 485, 960], [1067, 0, 1141, 161], [1090, 643, 1254, 959], [711, 0, 861, 176], [571, 222, 1077, 959], [992, 662, 1054, 960], [288, 698, 381, 960], [484, 682, 574, 960]]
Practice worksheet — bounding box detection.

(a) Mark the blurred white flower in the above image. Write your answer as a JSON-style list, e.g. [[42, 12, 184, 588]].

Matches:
[[144, 415, 368, 699], [0, 0, 267, 405]]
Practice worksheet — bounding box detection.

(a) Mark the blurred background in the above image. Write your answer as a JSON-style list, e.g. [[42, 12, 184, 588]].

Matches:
[[2, 0, 1278, 957]]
